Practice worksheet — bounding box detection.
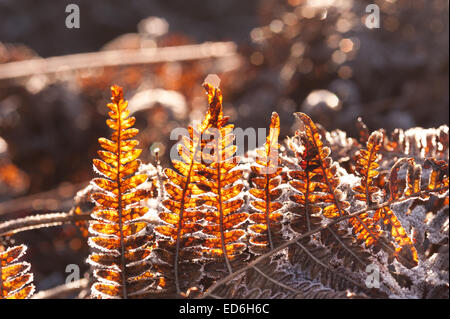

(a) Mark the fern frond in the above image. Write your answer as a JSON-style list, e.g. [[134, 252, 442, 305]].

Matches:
[[0, 244, 35, 299], [287, 239, 371, 293], [378, 156, 447, 267], [292, 112, 350, 219], [153, 81, 227, 295], [424, 158, 449, 196], [349, 131, 384, 248], [374, 206, 417, 265], [374, 158, 419, 266], [88, 85, 155, 299], [207, 256, 355, 299], [288, 113, 372, 270], [287, 132, 325, 235], [248, 112, 284, 254], [197, 82, 248, 276]]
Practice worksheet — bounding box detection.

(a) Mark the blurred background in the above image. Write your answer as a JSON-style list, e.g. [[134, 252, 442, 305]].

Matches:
[[0, 0, 448, 293]]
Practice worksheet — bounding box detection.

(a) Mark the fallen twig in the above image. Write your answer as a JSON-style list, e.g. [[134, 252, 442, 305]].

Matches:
[[0, 42, 237, 80]]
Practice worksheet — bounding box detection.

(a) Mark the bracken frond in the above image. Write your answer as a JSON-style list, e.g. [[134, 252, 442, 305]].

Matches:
[[87, 85, 155, 299], [207, 255, 357, 299], [349, 131, 384, 248], [152, 82, 229, 295], [248, 112, 284, 254], [197, 82, 248, 276], [287, 133, 324, 235], [288, 113, 371, 271], [378, 156, 447, 267], [374, 206, 417, 266], [292, 112, 350, 219], [424, 158, 449, 196], [374, 158, 419, 267], [0, 244, 35, 299]]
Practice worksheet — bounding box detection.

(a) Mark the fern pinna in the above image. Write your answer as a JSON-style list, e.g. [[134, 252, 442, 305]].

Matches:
[[285, 113, 369, 294], [196, 82, 248, 275], [0, 244, 35, 299], [373, 158, 421, 266], [290, 113, 350, 220], [153, 81, 230, 295], [248, 112, 284, 254], [88, 85, 155, 299], [153, 80, 249, 295], [348, 134, 419, 266], [287, 125, 324, 235], [288, 113, 373, 272], [349, 131, 384, 249]]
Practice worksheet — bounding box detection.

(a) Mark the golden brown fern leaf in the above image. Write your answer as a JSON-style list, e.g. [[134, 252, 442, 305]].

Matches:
[[287, 132, 324, 235], [0, 244, 35, 299], [373, 158, 419, 266], [292, 113, 350, 219], [153, 82, 229, 295], [349, 131, 384, 248], [248, 112, 284, 254], [288, 113, 349, 228], [289, 113, 372, 271], [197, 82, 248, 275], [88, 85, 155, 299], [373, 156, 448, 267], [374, 206, 417, 265], [424, 158, 449, 196]]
